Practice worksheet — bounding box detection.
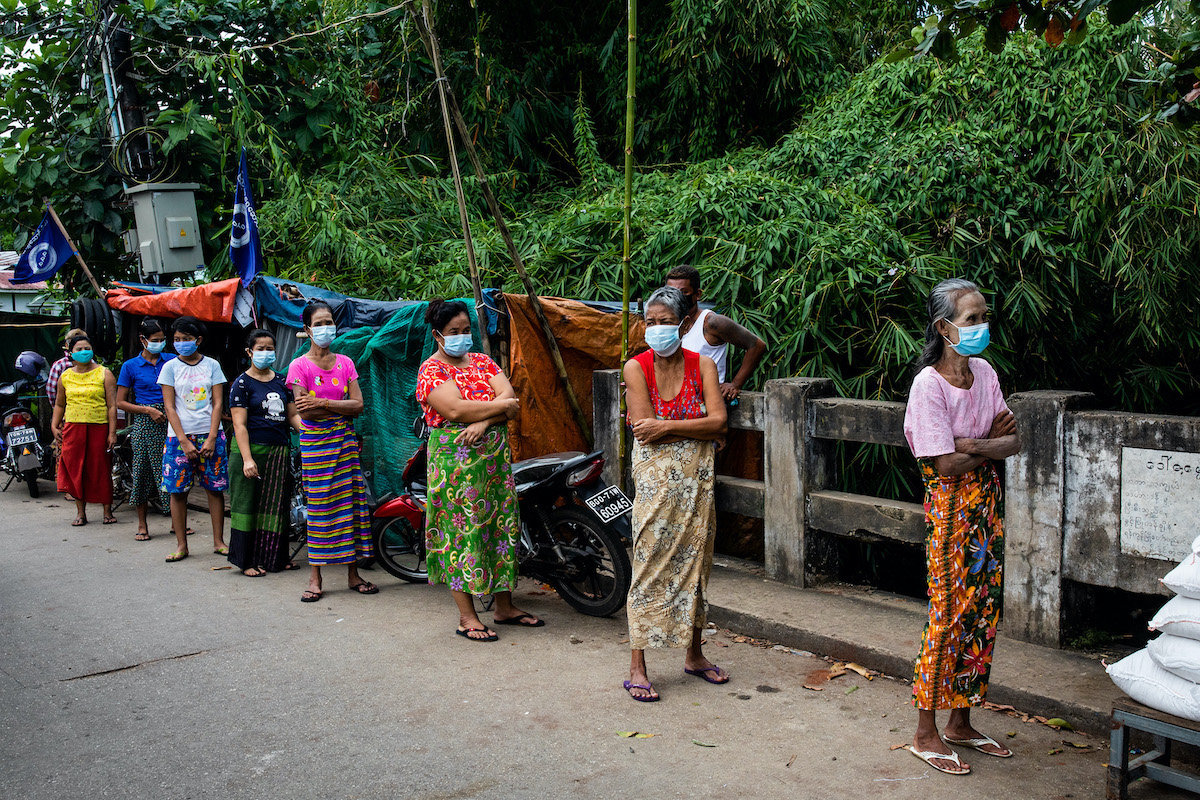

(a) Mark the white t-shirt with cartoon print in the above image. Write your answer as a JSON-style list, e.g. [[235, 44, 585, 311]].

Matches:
[[158, 356, 227, 438]]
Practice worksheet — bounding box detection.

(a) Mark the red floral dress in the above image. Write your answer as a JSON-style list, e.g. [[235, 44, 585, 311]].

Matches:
[[415, 353, 501, 428]]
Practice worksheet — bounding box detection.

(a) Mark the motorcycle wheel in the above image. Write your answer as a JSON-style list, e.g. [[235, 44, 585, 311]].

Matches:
[[24, 469, 39, 498], [372, 515, 427, 583], [544, 506, 631, 618]]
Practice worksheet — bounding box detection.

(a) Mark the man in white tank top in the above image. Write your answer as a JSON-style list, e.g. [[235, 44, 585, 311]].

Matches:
[[666, 265, 767, 402]]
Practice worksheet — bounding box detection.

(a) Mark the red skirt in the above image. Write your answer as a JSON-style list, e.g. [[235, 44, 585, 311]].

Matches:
[[58, 422, 113, 504]]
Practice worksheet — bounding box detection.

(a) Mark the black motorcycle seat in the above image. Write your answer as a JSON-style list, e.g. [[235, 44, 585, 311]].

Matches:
[[510, 451, 589, 485]]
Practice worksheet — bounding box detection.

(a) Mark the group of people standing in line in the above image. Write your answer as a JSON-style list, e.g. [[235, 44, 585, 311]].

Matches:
[[47, 268, 1015, 777]]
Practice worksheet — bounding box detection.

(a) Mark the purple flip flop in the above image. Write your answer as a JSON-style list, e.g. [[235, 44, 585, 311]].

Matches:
[[623, 680, 660, 702], [684, 665, 729, 684]]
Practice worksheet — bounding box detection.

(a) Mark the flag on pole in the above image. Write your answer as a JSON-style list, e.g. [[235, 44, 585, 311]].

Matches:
[[13, 211, 73, 284], [230, 147, 265, 286]]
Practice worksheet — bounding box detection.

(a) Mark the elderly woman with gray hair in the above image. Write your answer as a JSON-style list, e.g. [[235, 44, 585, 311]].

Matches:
[[902, 278, 1021, 775], [620, 286, 729, 702]]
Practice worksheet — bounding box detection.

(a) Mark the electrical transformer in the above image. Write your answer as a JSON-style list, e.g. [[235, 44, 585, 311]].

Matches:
[[124, 182, 204, 277]]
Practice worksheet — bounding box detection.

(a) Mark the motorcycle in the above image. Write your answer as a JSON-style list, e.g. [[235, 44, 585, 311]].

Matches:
[[109, 427, 170, 515], [0, 351, 50, 499], [371, 419, 634, 617]]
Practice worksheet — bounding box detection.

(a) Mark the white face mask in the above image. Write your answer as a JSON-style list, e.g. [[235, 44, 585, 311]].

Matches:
[[309, 324, 336, 348], [645, 324, 682, 357]]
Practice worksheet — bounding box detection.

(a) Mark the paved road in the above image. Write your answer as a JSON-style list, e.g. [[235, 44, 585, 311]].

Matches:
[[0, 486, 1183, 799]]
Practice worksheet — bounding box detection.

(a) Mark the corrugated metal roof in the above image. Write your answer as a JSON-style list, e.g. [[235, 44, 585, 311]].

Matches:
[[0, 269, 48, 292]]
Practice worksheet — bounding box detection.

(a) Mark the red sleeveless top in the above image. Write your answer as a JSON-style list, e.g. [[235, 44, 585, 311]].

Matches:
[[632, 349, 707, 421]]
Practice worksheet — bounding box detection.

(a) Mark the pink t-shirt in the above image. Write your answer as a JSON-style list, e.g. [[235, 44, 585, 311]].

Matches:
[[903, 358, 1010, 459], [286, 353, 359, 403]]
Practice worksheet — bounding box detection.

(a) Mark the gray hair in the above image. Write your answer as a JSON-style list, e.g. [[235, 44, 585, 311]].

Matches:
[[645, 286, 690, 323], [918, 278, 979, 368]]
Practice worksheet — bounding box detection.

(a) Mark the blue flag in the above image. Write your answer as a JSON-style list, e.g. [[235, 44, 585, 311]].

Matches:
[[13, 211, 72, 284], [230, 147, 265, 286]]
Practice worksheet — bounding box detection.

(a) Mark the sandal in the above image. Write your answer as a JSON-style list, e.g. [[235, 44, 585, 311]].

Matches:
[[135, 531, 151, 541], [169, 528, 197, 537], [213, 546, 229, 556], [906, 745, 970, 775], [942, 733, 1013, 758], [493, 613, 545, 627], [284, 562, 300, 570], [242, 567, 266, 577], [684, 665, 730, 684], [456, 626, 498, 642], [300, 589, 323, 603], [71, 517, 87, 527], [349, 581, 379, 595], [102, 516, 119, 524], [623, 680, 660, 702], [165, 550, 189, 563]]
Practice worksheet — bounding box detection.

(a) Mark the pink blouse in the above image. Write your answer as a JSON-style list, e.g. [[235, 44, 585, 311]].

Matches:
[[285, 354, 358, 402], [903, 358, 1010, 459]]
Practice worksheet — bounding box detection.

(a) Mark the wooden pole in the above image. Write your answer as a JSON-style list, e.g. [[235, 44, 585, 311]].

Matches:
[[413, 5, 593, 447], [45, 203, 104, 298], [420, 0, 490, 357], [619, 0, 638, 483]]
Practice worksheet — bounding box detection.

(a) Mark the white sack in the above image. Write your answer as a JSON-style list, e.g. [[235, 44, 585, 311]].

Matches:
[[1149, 595, 1200, 641], [1163, 551, 1200, 600], [1147, 634, 1200, 684], [1107, 648, 1200, 723]]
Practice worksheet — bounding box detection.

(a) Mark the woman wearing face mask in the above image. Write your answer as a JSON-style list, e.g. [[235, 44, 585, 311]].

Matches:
[[51, 334, 118, 526], [287, 300, 376, 601], [116, 319, 176, 541], [157, 316, 229, 563], [228, 329, 302, 577], [620, 286, 728, 702], [415, 299, 535, 641], [901, 278, 1021, 776]]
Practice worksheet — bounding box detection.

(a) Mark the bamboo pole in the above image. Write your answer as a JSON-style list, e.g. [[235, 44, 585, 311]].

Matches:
[[618, 0, 638, 484], [45, 203, 104, 298], [420, 0, 490, 357], [413, 4, 593, 448]]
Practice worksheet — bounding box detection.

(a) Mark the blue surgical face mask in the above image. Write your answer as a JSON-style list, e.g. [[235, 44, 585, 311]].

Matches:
[[645, 324, 682, 357], [175, 340, 198, 358], [310, 324, 337, 348], [440, 333, 473, 358], [144, 340, 166, 355], [943, 320, 990, 356], [251, 351, 277, 370], [71, 350, 93, 364]]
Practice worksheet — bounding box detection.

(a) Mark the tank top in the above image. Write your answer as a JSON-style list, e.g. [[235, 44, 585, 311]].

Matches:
[[632, 349, 707, 421], [61, 366, 108, 424], [680, 308, 728, 383]]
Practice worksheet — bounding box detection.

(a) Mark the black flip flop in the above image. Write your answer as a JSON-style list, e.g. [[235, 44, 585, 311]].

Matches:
[[493, 613, 545, 627], [456, 627, 498, 642], [300, 589, 323, 603], [349, 582, 379, 595]]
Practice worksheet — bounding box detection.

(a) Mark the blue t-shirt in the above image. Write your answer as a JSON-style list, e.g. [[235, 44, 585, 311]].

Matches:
[[117, 353, 176, 406], [228, 372, 291, 447]]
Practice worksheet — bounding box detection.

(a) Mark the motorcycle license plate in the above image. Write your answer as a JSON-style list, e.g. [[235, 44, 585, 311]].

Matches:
[[584, 485, 633, 523], [6, 428, 38, 448]]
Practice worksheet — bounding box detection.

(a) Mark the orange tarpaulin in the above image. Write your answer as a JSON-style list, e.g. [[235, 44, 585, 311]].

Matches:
[[504, 295, 646, 460], [104, 278, 241, 323]]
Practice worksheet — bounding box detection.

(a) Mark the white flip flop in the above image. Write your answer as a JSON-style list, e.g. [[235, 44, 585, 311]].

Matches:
[[906, 745, 971, 775], [943, 733, 1013, 758]]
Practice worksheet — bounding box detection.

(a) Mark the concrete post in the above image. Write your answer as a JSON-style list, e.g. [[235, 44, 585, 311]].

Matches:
[[593, 369, 622, 489], [1003, 389, 1093, 647], [764, 377, 834, 586]]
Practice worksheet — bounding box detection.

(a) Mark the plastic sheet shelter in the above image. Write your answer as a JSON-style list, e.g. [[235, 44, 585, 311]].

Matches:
[[104, 277, 242, 323], [503, 294, 646, 459]]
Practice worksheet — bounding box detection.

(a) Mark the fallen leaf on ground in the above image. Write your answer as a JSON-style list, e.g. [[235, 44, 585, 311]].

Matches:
[[845, 662, 873, 680], [210, 566, 232, 570], [692, 740, 717, 747], [733, 636, 748, 643], [802, 684, 825, 691], [1006, 732, 1017, 738], [618, 638, 629, 644], [1062, 740, 1089, 749], [844, 686, 859, 696], [986, 702, 1017, 712], [1048, 747, 1064, 755], [1045, 718, 1075, 731], [617, 731, 655, 738], [1032, 715, 1048, 724], [889, 743, 909, 751], [786, 754, 796, 768], [713, 640, 729, 647]]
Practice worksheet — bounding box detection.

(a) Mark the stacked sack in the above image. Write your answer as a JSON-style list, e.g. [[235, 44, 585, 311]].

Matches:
[[1107, 535, 1200, 722]]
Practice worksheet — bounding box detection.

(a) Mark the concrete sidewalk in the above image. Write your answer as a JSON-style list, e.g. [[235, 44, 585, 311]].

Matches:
[[707, 557, 1121, 734]]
